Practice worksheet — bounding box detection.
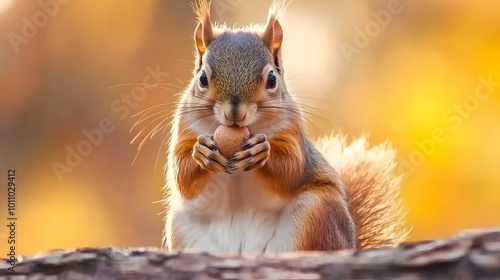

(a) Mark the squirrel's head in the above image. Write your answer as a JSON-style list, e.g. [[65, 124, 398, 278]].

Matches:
[[183, 0, 300, 136]]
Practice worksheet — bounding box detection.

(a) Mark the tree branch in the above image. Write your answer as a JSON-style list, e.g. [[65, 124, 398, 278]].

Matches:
[[1, 228, 499, 279]]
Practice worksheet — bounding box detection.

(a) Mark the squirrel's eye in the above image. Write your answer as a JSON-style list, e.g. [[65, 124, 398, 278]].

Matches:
[[199, 70, 209, 88], [266, 71, 277, 89]]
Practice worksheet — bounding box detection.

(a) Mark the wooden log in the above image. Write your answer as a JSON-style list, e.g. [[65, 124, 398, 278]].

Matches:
[[1, 228, 499, 279]]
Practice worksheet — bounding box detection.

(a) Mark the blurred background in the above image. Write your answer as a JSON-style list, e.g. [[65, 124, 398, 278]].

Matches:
[[0, 0, 499, 256]]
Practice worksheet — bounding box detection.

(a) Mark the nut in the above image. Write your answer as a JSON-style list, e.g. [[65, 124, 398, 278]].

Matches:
[[214, 125, 251, 158]]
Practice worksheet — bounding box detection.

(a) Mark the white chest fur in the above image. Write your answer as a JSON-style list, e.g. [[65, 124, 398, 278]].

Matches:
[[168, 172, 304, 254]]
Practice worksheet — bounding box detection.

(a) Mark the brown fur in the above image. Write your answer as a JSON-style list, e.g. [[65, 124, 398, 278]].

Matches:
[[164, 1, 409, 252], [170, 119, 213, 199], [295, 188, 356, 250], [253, 121, 305, 198], [316, 134, 409, 248]]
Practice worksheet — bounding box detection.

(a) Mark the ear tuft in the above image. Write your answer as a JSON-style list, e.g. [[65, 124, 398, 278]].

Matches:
[[262, 0, 290, 54], [268, 0, 290, 24], [262, 0, 290, 72], [192, 0, 214, 56]]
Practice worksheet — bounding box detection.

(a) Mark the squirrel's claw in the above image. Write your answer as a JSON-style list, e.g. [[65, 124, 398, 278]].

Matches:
[[230, 133, 270, 172], [242, 134, 267, 149], [193, 135, 232, 173]]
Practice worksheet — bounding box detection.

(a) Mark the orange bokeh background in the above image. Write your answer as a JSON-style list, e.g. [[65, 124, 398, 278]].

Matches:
[[0, 0, 499, 256]]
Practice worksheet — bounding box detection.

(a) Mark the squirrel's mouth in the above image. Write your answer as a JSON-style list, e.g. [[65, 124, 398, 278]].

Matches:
[[214, 102, 257, 129], [222, 113, 247, 127]]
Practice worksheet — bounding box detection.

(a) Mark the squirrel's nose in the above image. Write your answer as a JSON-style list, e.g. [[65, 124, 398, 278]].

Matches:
[[223, 95, 247, 122], [230, 95, 241, 107]]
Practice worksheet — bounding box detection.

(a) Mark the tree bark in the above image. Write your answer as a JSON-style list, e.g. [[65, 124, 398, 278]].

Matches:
[[1, 228, 499, 279]]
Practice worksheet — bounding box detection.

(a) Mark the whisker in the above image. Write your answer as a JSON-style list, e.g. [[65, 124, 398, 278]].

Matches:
[[284, 72, 306, 82], [258, 106, 335, 131], [130, 125, 149, 146], [257, 97, 330, 113], [154, 136, 168, 170], [109, 83, 177, 91], [184, 113, 215, 130], [154, 127, 171, 170], [129, 98, 211, 120], [175, 108, 214, 117], [257, 94, 335, 115], [141, 117, 171, 148], [299, 104, 336, 117], [256, 110, 324, 134], [131, 113, 170, 145], [193, 94, 217, 104], [131, 109, 171, 132], [132, 115, 172, 165], [130, 103, 171, 119], [293, 95, 327, 102], [174, 103, 213, 110], [151, 119, 172, 139], [175, 78, 186, 85]]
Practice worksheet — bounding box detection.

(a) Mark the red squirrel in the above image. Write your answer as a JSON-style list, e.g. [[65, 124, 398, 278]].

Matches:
[[164, 0, 408, 253]]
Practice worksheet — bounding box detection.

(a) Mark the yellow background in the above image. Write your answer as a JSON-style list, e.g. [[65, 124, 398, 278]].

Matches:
[[0, 0, 499, 256]]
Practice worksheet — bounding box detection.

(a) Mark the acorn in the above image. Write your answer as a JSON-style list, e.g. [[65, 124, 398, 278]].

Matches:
[[214, 125, 251, 158]]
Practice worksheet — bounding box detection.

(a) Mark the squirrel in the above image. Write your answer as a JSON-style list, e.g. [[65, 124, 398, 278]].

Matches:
[[164, 0, 408, 254]]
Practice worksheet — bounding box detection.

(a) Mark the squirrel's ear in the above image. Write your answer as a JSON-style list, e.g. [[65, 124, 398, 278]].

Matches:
[[193, 0, 215, 56], [262, 1, 288, 73], [262, 18, 283, 56]]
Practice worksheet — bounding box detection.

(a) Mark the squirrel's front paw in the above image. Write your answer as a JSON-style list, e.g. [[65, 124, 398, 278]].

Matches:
[[192, 135, 231, 173], [229, 133, 270, 172]]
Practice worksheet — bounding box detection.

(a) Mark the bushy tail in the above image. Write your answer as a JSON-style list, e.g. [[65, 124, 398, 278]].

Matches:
[[315, 134, 410, 249]]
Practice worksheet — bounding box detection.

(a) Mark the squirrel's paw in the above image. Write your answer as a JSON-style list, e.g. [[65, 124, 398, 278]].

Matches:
[[229, 133, 270, 172], [192, 135, 232, 173]]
